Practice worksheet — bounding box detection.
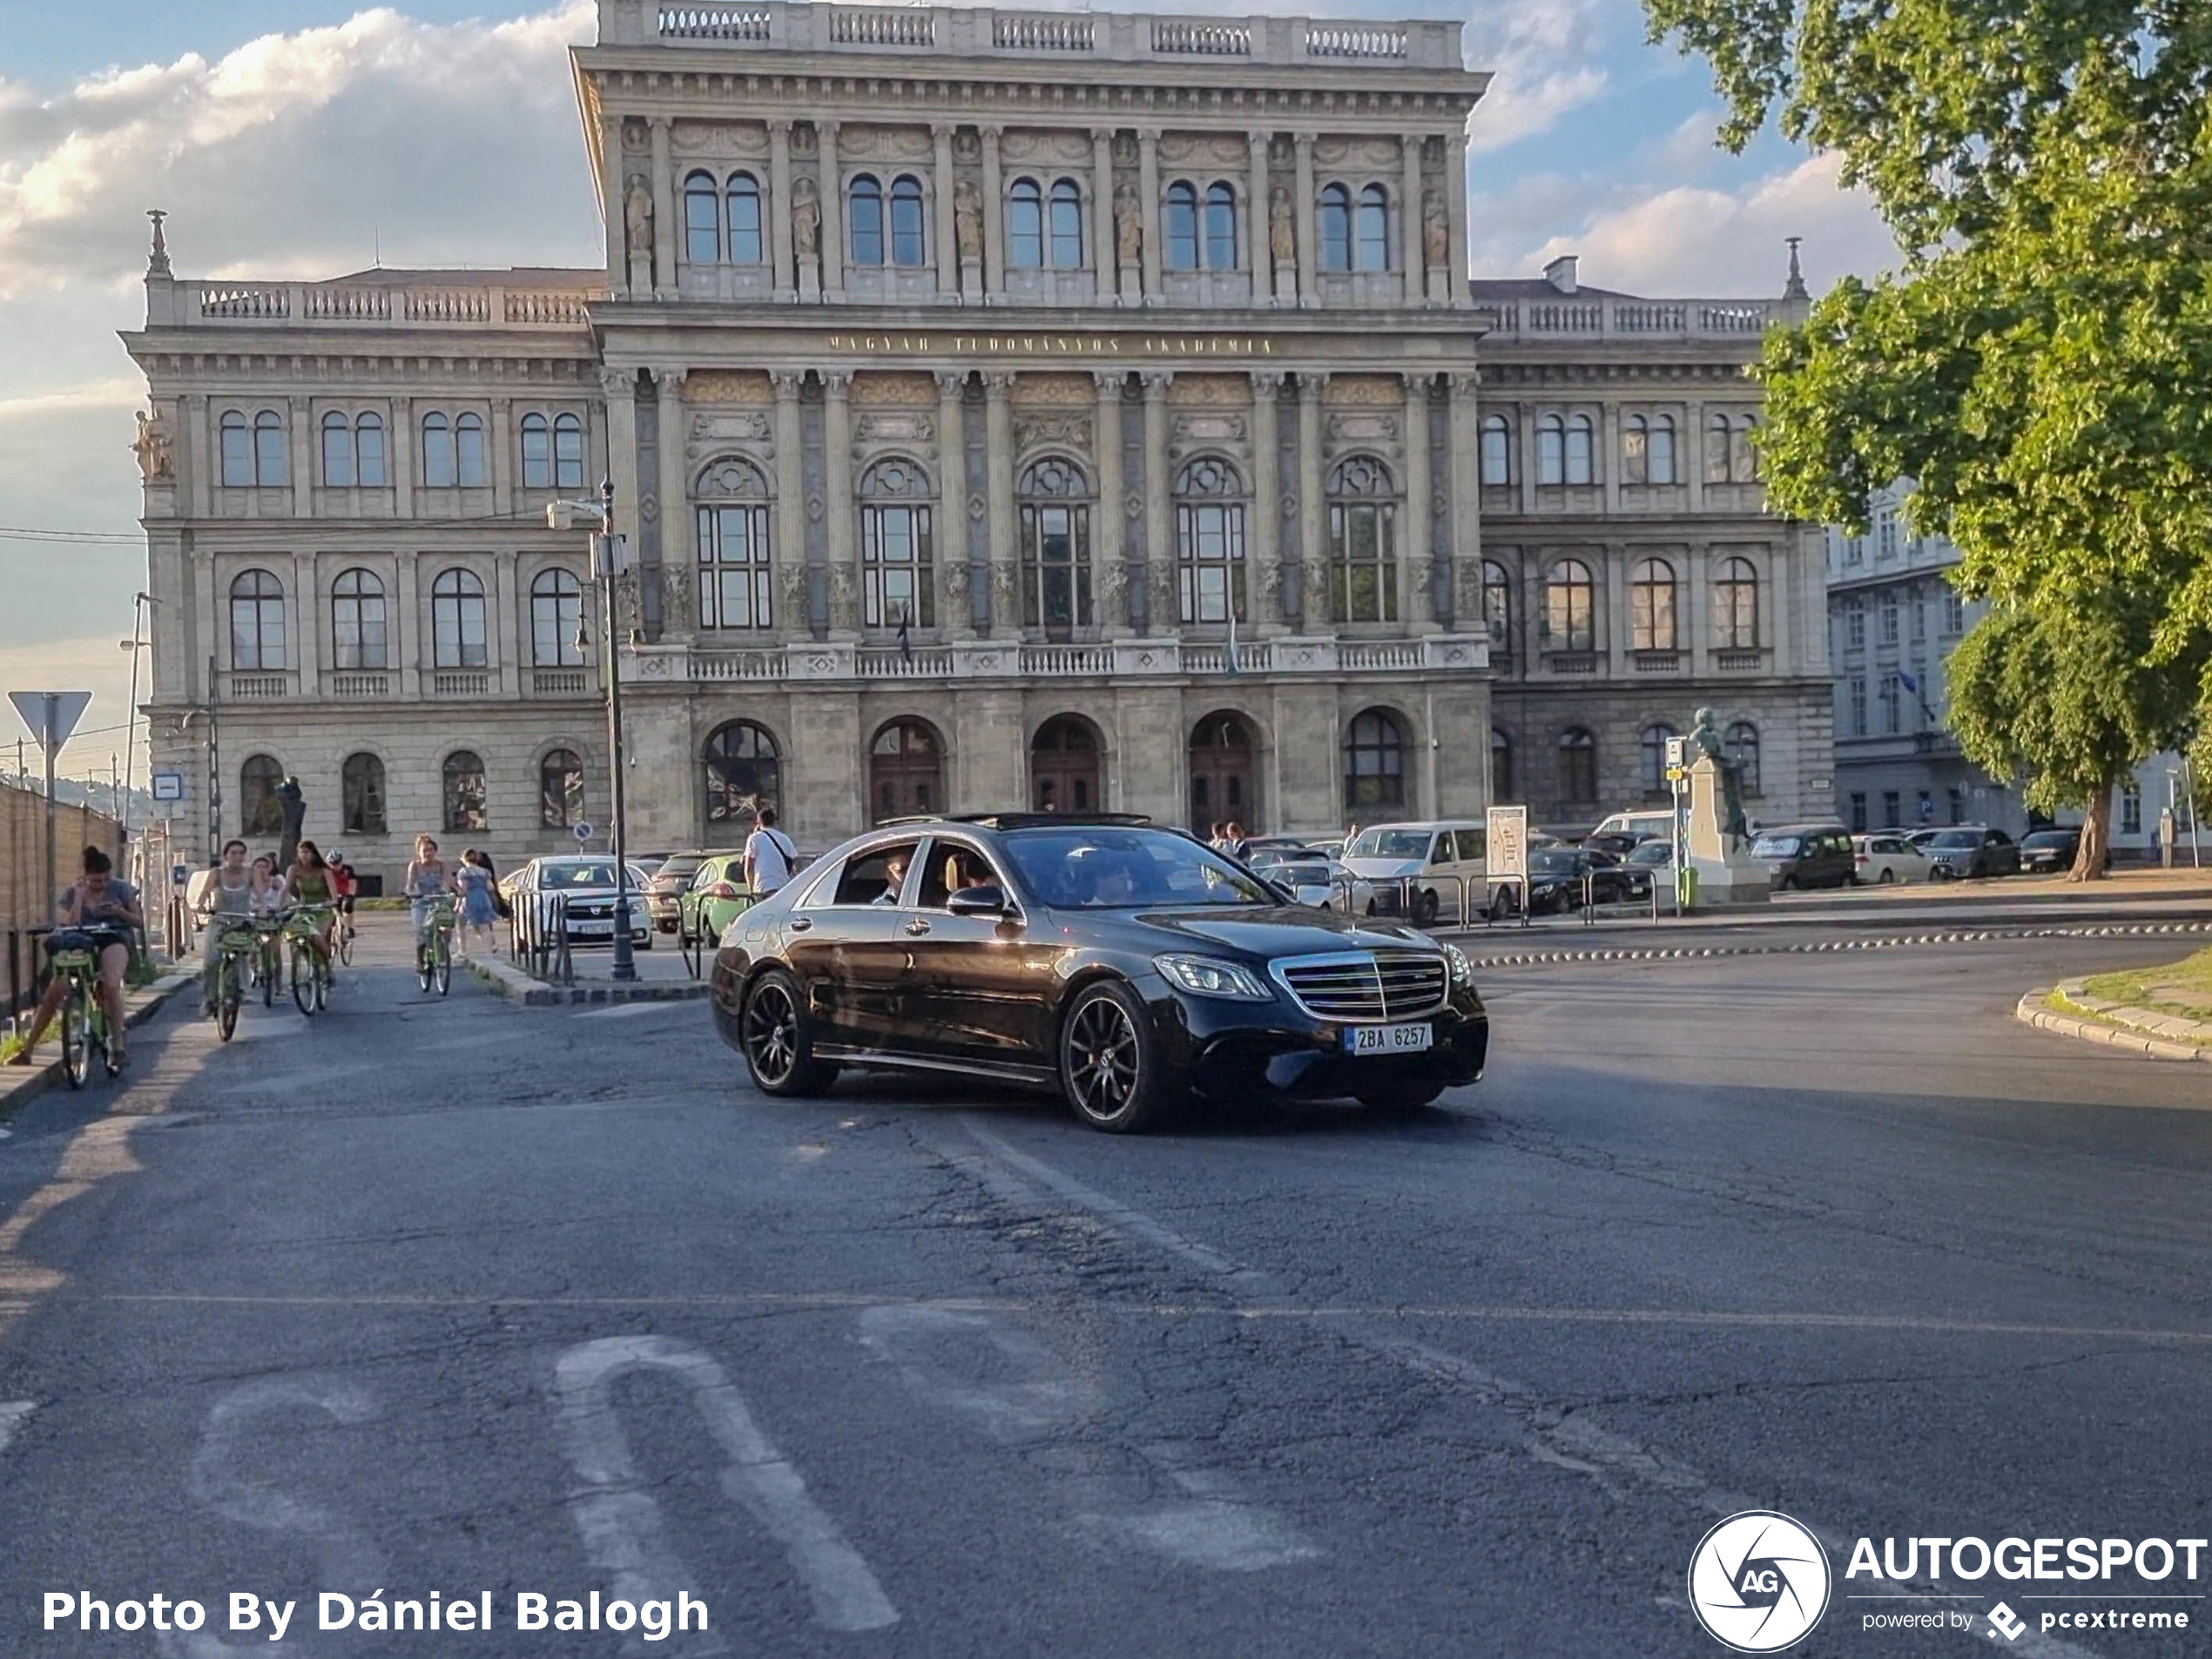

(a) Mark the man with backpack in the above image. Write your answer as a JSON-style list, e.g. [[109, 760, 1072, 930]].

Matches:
[[743, 806, 799, 899]]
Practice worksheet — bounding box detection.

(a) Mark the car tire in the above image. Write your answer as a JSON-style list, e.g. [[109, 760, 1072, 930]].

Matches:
[[1060, 980, 1178, 1134], [1878, 867, 1896, 885], [1355, 1081, 1445, 1112], [1411, 888, 1440, 927], [739, 968, 839, 1097], [1779, 873, 1798, 892]]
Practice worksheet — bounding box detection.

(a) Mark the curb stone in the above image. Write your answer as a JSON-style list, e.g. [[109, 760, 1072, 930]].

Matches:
[[2015, 988, 2212, 1063], [1466, 918, 2212, 971], [0, 969, 199, 1120], [463, 954, 711, 1008]]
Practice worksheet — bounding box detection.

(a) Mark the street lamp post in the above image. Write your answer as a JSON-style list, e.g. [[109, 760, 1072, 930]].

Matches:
[[550, 482, 636, 981]]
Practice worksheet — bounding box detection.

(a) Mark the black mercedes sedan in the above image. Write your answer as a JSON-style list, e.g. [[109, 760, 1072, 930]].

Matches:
[[710, 813, 1488, 1133]]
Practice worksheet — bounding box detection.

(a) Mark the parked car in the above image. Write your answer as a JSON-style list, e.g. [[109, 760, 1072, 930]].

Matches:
[[1588, 809, 1676, 845], [1265, 858, 1379, 915], [677, 852, 756, 950], [510, 855, 656, 948], [710, 814, 1489, 1130], [1923, 826, 2020, 879], [1852, 833, 1932, 885], [2019, 827, 2082, 874], [1244, 844, 1314, 872], [1307, 839, 1346, 862], [1238, 834, 1314, 861], [1512, 846, 1651, 914], [1750, 824, 1858, 890], [1342, 820, 1490, 925], [1905, 828, 1944, 850], [644, 850, 718, 932], [1583, 828, 1663, 860]]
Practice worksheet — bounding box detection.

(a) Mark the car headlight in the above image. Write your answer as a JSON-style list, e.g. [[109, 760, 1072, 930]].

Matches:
[[1441, 941, 1476, 988], [1153, 954, 1272, 1000]]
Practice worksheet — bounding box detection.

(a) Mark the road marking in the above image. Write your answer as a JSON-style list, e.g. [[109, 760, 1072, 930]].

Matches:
[[0, 1399, 33, 1453], [555, 1335, 897, 1643], [574, 1001, 691, 1020], [942, 1116, 2100, 1657]]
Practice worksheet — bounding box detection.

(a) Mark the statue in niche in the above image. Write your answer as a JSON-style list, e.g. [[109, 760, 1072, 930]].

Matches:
[[954, 179, 983, 263], [1102, 557, 1130, 623], [661, 565, 693, 632], [624, 175, 654, 260], [132, 408, 175, 480], [1114, 179, 1143, 265], [791, 175, 821, 263], [779, 560, 813, 621], [1422, 189, 1448, 268], [1268, 183, 1296, 267]]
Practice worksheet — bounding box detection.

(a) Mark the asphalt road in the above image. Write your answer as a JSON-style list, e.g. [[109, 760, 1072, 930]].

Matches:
[[1, 918, 2209, 1656]]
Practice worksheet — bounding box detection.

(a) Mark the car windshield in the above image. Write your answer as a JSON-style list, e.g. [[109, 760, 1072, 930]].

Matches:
[[1275, 862, 1332, 884], [655, 856, 705, 879], [2022, 831, 2073, 847], [1002, 827, 1277, 908], [1930, 831, 1981, 849], [1527, 849, 1582, 873], [538, 860, 617, 888], [1347, 828, 1431, 860], [1626, 842, 1674, 866], [1246, 847, 1302, 867], [1750, 836, 1801, 858]]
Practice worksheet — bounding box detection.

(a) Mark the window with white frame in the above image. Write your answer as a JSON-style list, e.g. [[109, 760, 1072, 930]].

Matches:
[[430, 568, 488, 669], [859, 458, 934, 630], [331, 568, 388, 670], [531, 569, 586, 666], [229, 570, 287, 670], [1480, 414, 1513, 486], [1174, 457, 1246, 625], [1326, 456, 1396, 624], [695, 456, 773, 631]]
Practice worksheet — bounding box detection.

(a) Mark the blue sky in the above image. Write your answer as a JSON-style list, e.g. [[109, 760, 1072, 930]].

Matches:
[[0, 1, 1891, 776]]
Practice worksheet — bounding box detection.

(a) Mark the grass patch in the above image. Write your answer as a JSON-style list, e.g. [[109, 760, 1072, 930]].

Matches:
[[2079, 947, 2212, 1021]]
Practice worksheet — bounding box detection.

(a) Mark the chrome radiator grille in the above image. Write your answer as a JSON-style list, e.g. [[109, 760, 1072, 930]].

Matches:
[[1273, 950, 1447, 1022]]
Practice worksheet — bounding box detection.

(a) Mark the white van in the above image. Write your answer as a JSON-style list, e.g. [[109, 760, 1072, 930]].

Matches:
[[1588, 809, 1675, 844], [1342, 820, 1492, 925]]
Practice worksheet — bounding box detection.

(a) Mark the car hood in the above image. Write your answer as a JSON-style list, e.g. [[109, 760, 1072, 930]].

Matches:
[[1341, 857, 1425, 879], [1100, 905, 1439, 959]]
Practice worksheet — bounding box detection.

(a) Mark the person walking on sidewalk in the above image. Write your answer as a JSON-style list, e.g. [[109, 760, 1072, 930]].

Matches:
[[744, 807, 798, 900], [454, 848, 500, 957]]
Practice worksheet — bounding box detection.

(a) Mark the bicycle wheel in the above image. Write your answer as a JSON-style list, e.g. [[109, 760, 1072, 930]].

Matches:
[[60, 983, 91, 1089], [316, 951, 332, 1013], [291, 944, 319, 1016], [217, 964, 241, 1042], [261, 944, 277, 1008], [417, 936, 434, 993], [433, 934, 452, 997], [335, 921, 354, 967]]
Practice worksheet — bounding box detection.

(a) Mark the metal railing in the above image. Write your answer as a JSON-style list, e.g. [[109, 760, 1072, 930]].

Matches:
[[509, 890, 573, 985]]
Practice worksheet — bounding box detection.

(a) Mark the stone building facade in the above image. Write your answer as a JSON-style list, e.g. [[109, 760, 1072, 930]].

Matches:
[[126, 0, 1830, 886]]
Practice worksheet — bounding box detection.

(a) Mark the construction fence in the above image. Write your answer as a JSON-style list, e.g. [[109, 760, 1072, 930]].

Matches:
[[2, 779, 125, 1022]]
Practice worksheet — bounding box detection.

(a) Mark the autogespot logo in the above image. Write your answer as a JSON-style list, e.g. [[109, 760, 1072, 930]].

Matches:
[[1688, 1511, 1833, 1652]]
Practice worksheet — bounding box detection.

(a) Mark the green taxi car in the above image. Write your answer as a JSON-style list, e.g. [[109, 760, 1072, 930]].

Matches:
[[676, 853, 755, 961]]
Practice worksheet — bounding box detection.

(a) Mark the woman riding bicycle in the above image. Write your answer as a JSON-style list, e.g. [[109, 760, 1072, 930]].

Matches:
[[8, 846, 142, 1071], [277, 840, 338, 963], [195, 839, 260, 1013], [404, 834, 455, 946]]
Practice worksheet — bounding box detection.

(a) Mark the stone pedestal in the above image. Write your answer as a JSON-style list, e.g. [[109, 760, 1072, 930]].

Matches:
[[1684, 754, 1769, 907], [1425, 264, 1449, 307], [1274, 270, 1298, 306], [798, 266, 820, 304], [1118, 262, 1141, 304], [960, 258, 982, 300]]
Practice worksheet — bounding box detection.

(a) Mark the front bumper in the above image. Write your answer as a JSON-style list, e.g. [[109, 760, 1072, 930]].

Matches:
[[1144, 979, 1489, 1103]]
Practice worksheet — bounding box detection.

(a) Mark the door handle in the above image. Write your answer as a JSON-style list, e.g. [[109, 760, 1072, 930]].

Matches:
[[904, 918, 932, 936], [789, 916, 813, 933]]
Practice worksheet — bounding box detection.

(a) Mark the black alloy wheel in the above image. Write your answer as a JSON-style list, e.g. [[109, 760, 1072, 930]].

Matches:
[[740, 968, 837, 1096], [1060, 980, 1174, 1134], [1411, 887, 1440, 927]]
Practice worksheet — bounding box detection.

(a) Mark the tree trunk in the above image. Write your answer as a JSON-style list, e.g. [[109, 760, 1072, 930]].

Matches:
[[2070, 782, 2113, 881]]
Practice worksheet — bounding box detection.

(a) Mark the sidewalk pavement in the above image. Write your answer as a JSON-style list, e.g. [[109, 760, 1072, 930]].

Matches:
[[0, 967, 199, 1120], [463, 941, 711, 1007], [2015, 981, 2212, 1065]]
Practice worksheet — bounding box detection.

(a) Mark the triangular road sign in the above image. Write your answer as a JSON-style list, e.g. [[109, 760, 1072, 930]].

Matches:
[[8, 691, 93, 756]]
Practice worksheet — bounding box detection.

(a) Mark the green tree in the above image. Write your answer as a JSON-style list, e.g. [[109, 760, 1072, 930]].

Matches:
[[1645, 0, 2212, 878]]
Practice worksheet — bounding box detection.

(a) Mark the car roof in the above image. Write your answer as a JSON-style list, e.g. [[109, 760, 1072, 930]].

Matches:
[[1757, 822, 1849, 835], [875, 812, 1155, 833], [1352, 819, 1490, 833]]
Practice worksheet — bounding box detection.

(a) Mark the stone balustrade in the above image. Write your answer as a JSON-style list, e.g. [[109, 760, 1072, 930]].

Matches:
[[1477, 297, 1779, 341], [147, 280, 601, 332], [625, 634, 1487, 685]]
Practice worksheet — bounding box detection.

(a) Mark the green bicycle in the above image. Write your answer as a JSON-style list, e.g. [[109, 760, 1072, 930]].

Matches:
[[45, 943, 116, 1089], [283, 904, 336, 1015], [416, 897, 456, 996], [206, 919, 258, 1042], [248, 914, 284, 1008]]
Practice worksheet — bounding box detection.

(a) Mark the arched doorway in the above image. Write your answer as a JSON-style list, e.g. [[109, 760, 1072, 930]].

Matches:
[[869, 718, 943, 821], [1188, 711, 1258, 831], [1029, 714, 1101, 813]]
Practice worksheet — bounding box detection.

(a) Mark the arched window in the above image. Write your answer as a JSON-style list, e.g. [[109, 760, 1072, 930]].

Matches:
[[331, 568, 388, 670], [685, 169, 720, 264], [1705, 412, 1735, 483], [421, 412, 455, 488], [455, 412, 487, 487], [1649, 414, 1676, 485], [1480, 414, 1513, 486], [219, 412, 253, 487], [254, 410, 287, 486], [859, 457, 934, 630], [1164, 180, 1200, 270], [889, 174, 926, 266], [1008, 177, 1044, 267], [1713, 556, 1760, 649], [1029, 714, 1101, 814], [727, 171, 764, 264], [1724, 721, 1761, 797], [1542, 558, 1595, 653], [442, 750, 488, 833], [1622, 415, 1649, 486], [1174, 457, 1245, 624], [1018, 457, 1092, 634], [1565, 414, 1594, 485], [1559, 728, 1597, 805], [239, 755, 284, 837], [1204, 181, 1238, 270], [870, 719, 942, 822], [1491, 729, 1514, 804], [1326, 456, 1397, 624], [695, 455, 773, 631], [341, 752, 387, 835], [848, 174, 885, 266], [531, 568, 585, 667], [355, 412, 385, 486], [1188, 711, 1254, 825], [1344, 708, 1406, 813], [1355, 183, 1389, 271], [431, 568, 487, 669], [1480, 559, 1513, 648], [519, 413, 550, 489], [1537, 415, 1564, 486], [703, 723, 779, 827], [1640, 723, 1676, 795], [1732, 416, 1759, 482], [1629, 556, 1678, 651], [229, 569, 287, 670], [322, 412, 354, 487], [1318, 183, 1352, 272], [539, 748, 584, 829], [553, 413, 584, 489], [1049, 178, 1084, 268]]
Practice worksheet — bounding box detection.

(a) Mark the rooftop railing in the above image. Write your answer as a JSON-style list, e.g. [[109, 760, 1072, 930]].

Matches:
[[605, 2, 1463, 67], [149, 280, 602, 331], [1476, 297, 1780, 341], [639, 633, 1488, 685]]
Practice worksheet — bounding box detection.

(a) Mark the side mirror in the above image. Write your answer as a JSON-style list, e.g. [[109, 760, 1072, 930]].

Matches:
[[946, 884, 1009, 917]]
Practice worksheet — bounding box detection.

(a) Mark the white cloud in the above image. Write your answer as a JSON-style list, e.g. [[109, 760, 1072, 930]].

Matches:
[[1462, 0, 1620, 152], [0, 634, 141, 777]]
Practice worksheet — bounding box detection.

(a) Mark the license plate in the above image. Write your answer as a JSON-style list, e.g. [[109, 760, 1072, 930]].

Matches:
[[1345, 1022, 1433, 1056], [570, 921, 612, 934]]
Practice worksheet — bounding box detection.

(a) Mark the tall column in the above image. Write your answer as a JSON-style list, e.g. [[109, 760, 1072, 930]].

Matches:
[[1447, 374, 1483, 626], [1399, 134, 1424, 303], [1298, 372, 1326, 630], [655, 369, 689, 639], [935, 372, 972, 638], [1140, 371, 1171, 632], [1292, 132, 1318, 307], [603, 370, 643, 577], [1091, 128, 1117, 304], [932, 124, 958, 298], [1250, 372, 1284, 632], [1137, 128, 1163, 302], [824, 371, 857, 634], [490, 398, 514, 516], [1093, 371, 1128, 635], [651, 117, 678, 296], [1245, 130, 1269, 289], [983, 372, 1016, 637], [392, 396, 415, 520], [768, 119, 794, 300], [771, 373, 805, 637], [289, 395, 311, 517], [1601, 401, 1622, 516], [980, 123, 1005, 300], [1685, 395, 1706, 514], [601, 117, 627, 296], [1446, 127, 1470, 308], [820, 120, 845, 302], [1402, 372, 1433, 628]]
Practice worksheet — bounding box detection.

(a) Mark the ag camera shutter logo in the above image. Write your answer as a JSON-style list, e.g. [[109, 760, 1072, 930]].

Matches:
[[1688, 1511, 1831, 1652]]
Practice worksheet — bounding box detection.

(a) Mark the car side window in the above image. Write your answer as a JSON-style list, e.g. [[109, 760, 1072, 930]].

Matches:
[[916, 840, 1007, 909], [830, 841, 921, 907], [1455, 828, 1487, 863], [1428, 835, 1452, 867]]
